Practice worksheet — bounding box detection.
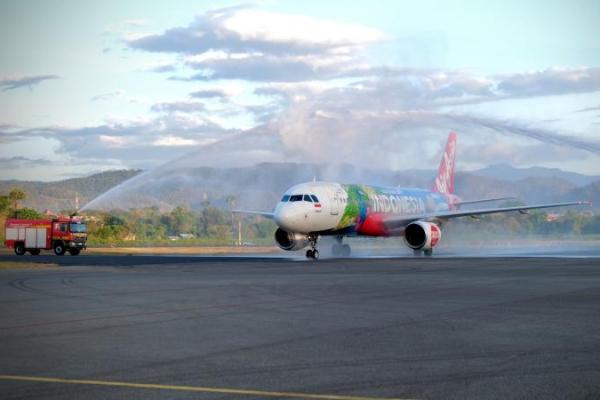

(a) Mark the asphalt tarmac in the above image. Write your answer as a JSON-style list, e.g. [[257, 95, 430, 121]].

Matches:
[[1, 254, 599, 400]]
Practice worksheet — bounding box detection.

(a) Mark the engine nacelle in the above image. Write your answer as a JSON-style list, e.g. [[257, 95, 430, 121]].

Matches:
[[404, 221, 442, 250], [274, 228, 310, 251]]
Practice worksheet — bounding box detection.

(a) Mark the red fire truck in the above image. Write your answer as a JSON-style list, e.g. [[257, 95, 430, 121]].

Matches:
[[4, 216, 87, 256]]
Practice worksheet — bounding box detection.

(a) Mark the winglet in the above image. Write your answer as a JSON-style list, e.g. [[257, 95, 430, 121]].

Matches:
[[433, 132, 457, 194]]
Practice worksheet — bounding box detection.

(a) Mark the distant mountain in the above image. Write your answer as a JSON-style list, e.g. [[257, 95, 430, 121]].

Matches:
[[472, 163, 600, 187], [0, 170, 141, 212], [563, 180, 600, 209], [0, 164, 597, 212]]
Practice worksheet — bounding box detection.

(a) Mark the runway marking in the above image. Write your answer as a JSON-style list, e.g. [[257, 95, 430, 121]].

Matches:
[[0, 375, 413, 400]]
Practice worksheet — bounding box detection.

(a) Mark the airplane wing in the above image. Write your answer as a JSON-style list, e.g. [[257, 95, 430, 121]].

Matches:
[[383, 201, 591, 230], [231, 209, 275, 219]]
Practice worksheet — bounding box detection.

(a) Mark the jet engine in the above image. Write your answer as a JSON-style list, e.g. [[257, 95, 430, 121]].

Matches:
[[274, 228, 310, 251], [404, 221, 441, 251]]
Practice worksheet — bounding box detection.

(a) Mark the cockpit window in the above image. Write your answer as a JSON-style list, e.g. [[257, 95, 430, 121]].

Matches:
[[289, 194, 303, 202], [310, 194, 319, 203], [303, 194, 313, 202], [281, 195, 290, 202]]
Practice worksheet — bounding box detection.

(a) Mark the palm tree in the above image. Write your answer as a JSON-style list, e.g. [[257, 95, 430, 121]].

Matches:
[[8, 188, 26, 211]]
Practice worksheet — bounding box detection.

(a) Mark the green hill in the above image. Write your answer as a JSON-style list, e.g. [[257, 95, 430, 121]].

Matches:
[[1, 165, 598, 213], [0, 170, 141, 212]]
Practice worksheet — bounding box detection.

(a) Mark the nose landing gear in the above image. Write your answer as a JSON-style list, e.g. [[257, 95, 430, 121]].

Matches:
[[306, 234, 319, 259], [306, 248, 319, 259]]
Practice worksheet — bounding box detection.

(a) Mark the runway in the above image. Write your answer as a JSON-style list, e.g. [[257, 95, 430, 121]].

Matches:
[[0, 255, 599, 399]]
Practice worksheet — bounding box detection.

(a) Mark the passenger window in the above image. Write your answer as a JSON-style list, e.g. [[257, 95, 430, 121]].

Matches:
[[281, 195, 290, 202], [289, 195, 303, 202], [310, 195, 319, 203], [303, 194, 313, 202]]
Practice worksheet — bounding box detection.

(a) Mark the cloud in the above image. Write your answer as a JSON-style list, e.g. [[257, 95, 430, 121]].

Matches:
[[0, 74, 59, 91], [90, 90, 124, 101], [0, 123, 18, 132], [150, 100, 205, 113], [4, 63, 598, 175], [127, 6, 384, 82], [127, 6, 383, 55], [127, 4, 600, 96], [189, 88, 230, 99], [5, 6, 600, 179], [0, 156, 55, 168], [147, 63, 176, 73], [250, 80, 600, 170], [178, 52, 380, 82], [496, 67, 600, 98], [153, 136, 215, 147], [576, 105, 600, 113], [0, 112, 237, 170]]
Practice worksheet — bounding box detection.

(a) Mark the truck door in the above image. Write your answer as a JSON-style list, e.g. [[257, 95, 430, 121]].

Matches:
[[25, 229, 36, 248], [25, 228, 48, 249], [36, 228, 46, 247]]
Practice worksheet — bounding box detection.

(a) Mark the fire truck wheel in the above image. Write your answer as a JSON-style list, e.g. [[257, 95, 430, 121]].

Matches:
[[68, 248, 81, 256], [29, 249, 41, 256], [53, 243, 66, 256], [14, 243, 26, 256]]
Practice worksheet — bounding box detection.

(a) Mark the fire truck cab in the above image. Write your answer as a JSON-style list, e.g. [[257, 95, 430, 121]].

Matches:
[[4, 216, 88, 256]]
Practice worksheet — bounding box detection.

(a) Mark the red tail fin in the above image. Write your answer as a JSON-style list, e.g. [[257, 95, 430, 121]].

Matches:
[[433, 132, 457, 194]]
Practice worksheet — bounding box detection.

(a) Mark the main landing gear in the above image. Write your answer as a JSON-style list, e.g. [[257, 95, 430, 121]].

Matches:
[[413, 249, 433, 257], [305, 234, 319, 260], [331, 236, 351, 257]]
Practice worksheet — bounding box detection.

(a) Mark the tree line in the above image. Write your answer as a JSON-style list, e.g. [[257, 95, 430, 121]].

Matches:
[[84, 205, 276, 246], [1, 187, 599, 246]]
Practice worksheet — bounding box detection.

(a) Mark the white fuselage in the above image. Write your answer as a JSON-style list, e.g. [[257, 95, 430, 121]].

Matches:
[[274, 182, 345, 234], [273, 181, 449, 236]]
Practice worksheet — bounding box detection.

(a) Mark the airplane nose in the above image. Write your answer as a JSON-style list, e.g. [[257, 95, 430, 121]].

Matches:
[[274, 204, 306, 232]]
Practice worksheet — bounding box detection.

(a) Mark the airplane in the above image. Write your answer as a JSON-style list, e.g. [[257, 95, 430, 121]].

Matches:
[[235, 132, 590, 259]]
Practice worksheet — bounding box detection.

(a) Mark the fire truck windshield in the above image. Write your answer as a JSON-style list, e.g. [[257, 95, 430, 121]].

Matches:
[[70, 223, 87, 233]]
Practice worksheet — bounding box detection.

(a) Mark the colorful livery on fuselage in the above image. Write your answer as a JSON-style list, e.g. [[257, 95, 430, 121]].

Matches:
[[274, 183, 448, 237]]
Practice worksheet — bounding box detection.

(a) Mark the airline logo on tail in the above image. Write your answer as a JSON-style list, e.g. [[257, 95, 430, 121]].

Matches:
[[433, 132, 457, 194]]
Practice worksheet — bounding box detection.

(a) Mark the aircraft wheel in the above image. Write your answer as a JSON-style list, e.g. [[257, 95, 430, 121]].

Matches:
[[69, 248, 81, 256], [312, 249, 319, 260], [54, 243, 66, 256], [306, 249, 314, 259], [341, 244, 351, 257], [14, 243, 26, 256], [331, 244, 341, 257], [424, 249, 433, 257]]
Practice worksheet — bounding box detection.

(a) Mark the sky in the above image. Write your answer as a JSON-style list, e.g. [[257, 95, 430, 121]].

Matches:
[[0, 0, 599, 181]]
